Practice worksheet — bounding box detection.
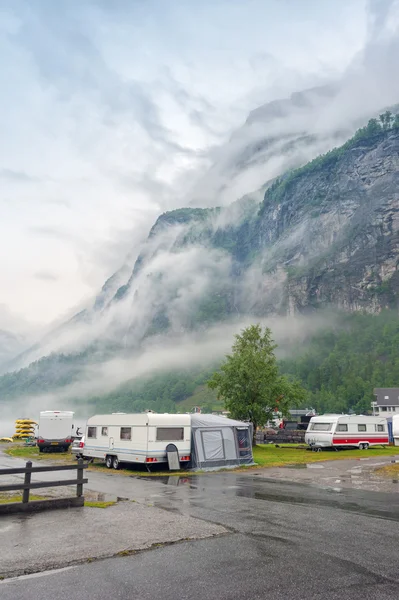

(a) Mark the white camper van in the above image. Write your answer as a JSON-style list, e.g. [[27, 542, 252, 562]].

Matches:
[[82, 413, 191, 469], [305, 414, 389, 450], [393, 414, 399, 447], [37, 411, 74, 452]]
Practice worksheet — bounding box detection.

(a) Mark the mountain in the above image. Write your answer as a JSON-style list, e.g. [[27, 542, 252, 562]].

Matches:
[[1, 109, 399, 409], [108, 116, 399, 334], [0, 329, 27, 370]]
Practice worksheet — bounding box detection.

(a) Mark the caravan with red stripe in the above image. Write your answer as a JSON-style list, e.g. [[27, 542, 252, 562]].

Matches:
[[305, 414, 389, 451]]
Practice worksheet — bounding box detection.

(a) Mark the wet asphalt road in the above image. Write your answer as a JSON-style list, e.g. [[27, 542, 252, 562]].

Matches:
[[2, 456, 399, 600]]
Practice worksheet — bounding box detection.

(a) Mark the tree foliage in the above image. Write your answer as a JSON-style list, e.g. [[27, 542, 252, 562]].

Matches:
[[208, 325, 307, 441], [280, 311, 399, 415]]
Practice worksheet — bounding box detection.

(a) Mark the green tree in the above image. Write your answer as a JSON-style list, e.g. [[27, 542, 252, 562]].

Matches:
[[380, 111, 392, 130], [207, 324, 307, 443], [366, 118, 382, 135]]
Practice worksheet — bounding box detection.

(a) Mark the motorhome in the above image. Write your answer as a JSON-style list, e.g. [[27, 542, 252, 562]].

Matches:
[[393, 414, 399, 446], [37, 411, 74, 452], [82, 413, 191, 469], [305, 414, 389, 450]]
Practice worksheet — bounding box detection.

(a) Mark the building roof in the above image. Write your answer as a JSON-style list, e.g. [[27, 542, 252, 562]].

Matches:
[[373, 388, 399, 406]]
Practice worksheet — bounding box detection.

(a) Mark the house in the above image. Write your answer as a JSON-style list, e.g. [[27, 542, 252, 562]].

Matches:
[[373, 388, 399, 414]]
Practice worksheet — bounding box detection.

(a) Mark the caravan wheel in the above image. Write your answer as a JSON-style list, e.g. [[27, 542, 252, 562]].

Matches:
[[105, 455, 113, 469], [360, 443, 369, 450], [112, 456, 120, 470]]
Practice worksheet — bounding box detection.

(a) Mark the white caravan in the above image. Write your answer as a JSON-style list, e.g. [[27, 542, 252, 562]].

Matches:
[[82, 413, 191, 469], [393, 414, 399, 446], [37, 411, 74, 452], [305, 414, 389, 450]]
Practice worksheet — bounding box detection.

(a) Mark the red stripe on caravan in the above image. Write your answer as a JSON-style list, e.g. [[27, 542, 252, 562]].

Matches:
[[332, 437, 389, 445]]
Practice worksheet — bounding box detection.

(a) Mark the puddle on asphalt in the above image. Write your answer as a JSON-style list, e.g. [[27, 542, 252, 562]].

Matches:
[[137, 475, 195, 487], [284, 463, 324, 469], [84, 491, 129, 503]]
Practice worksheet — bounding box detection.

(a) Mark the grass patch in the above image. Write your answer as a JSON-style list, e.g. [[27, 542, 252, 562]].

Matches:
[[374, 463, 399, 478], [252, 444, 398, 468], [84, 500, 116, 509], [0, 493, 48, 504], [87, 462, 194, 477], [4, 445, 74, 461]]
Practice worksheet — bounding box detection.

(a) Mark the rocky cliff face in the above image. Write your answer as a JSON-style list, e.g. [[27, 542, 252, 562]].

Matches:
[[254, 130, 399, 314], [107, 128, 399, 329]]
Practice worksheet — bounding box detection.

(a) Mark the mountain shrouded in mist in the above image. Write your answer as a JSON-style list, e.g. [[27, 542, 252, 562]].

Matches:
[[1, 103, 399, 426]]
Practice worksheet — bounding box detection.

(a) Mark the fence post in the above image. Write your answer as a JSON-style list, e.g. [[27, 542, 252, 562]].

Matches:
[[22, 461, 32, 503], [76, 459, 84, 498]]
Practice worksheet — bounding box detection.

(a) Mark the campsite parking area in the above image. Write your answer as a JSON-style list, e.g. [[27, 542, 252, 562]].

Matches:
[[1, 446, 399, 599]]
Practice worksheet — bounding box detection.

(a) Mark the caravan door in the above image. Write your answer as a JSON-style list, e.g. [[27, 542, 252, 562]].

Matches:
[[201, 429, 225, 461], [109, 437, 114, 450]]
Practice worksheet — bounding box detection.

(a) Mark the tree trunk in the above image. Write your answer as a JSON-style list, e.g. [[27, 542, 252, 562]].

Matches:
[[252, 422, 257, 446]]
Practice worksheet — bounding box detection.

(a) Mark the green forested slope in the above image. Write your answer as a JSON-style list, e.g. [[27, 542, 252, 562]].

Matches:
[[86, 311, 399, 416], [280, 311, 399, 414]]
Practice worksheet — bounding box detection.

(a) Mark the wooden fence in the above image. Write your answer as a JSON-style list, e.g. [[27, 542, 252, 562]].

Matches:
[[0, 459, 88, 514]]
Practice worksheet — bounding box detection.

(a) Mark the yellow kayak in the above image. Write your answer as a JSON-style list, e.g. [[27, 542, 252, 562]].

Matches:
[[15, 428, 35, 432]]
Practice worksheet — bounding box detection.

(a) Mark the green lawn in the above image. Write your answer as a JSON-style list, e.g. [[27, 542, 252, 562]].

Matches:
[[4, 445, 74, 461], [252, 444, 398, 468], [4, 442, 397, 475]]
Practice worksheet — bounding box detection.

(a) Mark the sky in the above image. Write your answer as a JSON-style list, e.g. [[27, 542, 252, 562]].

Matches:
[[0, 0, 381, 332]]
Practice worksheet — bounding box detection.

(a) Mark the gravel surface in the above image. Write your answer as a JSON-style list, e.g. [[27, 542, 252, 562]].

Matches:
[[0, 500, 226, 578]]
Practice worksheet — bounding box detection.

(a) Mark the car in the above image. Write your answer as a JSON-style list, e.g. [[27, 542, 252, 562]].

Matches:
[[71, 436, 85, 459]]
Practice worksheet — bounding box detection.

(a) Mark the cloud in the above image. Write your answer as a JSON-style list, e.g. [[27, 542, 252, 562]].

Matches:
[[27, 226, 77, 240], [0, 0, 369, 327], [0, 168, 39, 182], [34, 270, 58, 281], [0, 310, 337, 435]]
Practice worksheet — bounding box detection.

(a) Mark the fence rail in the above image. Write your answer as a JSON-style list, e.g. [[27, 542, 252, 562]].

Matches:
[[0, 459, 88, 515]]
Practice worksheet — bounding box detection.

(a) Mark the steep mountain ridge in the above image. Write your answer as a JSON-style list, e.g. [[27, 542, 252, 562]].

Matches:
[[107, 123, 399, 326], [1, 113, 399, 406]]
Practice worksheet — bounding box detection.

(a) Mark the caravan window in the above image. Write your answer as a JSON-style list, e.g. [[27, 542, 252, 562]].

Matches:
[[156, 427, 184, 441], [376, 424, 385, 432], [87, 426, 97, 439], [358, 424, 366, 432], [120, 427, 131, 440], [310, 422, 332, 431], [101, 427, 108, 436], [336, 424, 348, 432]]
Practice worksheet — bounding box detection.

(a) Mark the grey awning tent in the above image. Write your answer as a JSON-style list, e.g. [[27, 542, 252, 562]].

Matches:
[[190, 414, 253, 470]]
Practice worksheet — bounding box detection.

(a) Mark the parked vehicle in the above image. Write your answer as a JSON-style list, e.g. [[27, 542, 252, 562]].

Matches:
[[83, 413, 191, 469], [71, 435, 85, 459], [37, 411, 74, 452], [393, 414, 399, 446], [305, 414, 389, 450]]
